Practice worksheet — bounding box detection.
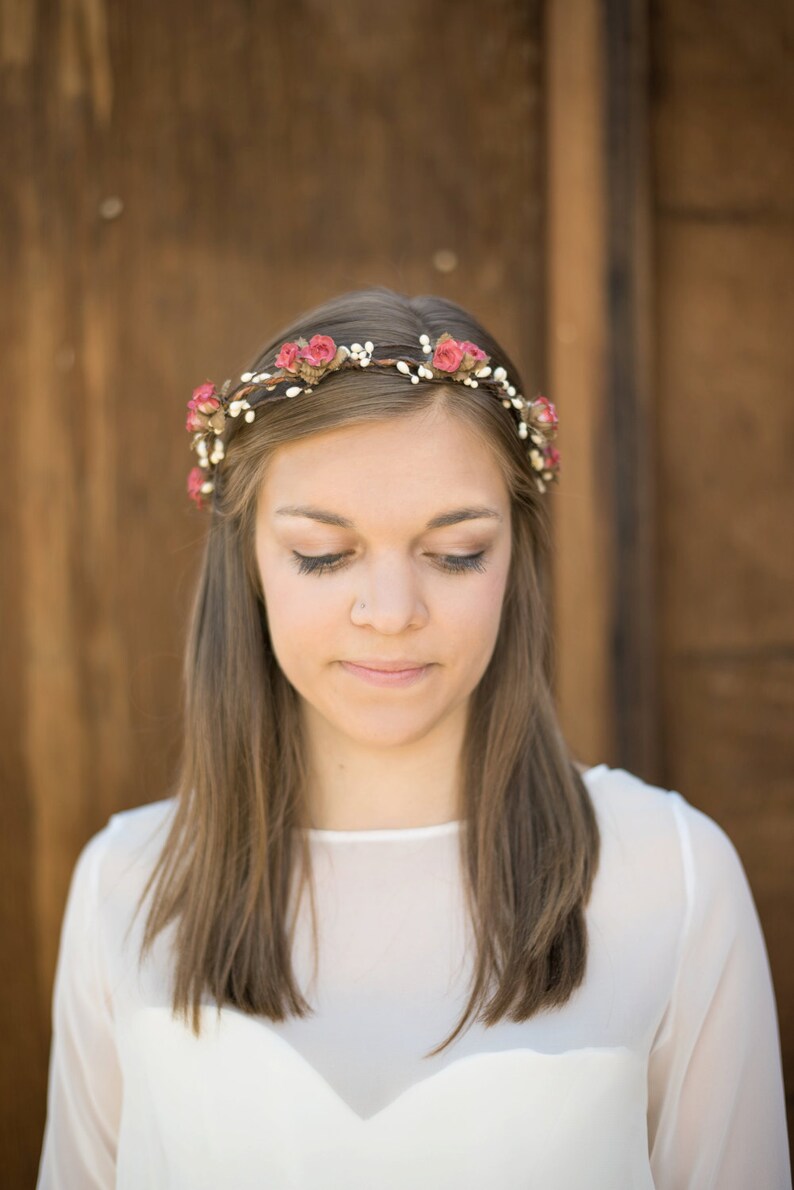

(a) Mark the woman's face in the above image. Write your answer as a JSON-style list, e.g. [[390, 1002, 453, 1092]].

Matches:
[[254, 404, 512, 749]]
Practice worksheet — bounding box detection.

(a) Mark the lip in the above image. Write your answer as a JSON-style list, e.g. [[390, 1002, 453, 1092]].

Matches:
[[340, 660, 432, 688], [345, 659, 429, 672]]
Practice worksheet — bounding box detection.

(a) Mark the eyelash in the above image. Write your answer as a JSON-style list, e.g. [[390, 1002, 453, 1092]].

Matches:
[[290, 550, 488, 576]]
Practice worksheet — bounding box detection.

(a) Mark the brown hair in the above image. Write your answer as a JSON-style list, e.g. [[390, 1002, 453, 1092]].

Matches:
[[136, 285, 600, 1057]]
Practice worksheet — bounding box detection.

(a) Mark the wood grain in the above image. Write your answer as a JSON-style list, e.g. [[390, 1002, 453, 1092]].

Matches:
[[652, 0, 794, 1138], [546, 0, 616, 765], [0, 1, 546, 1179], [2, 0, 791, 1175]]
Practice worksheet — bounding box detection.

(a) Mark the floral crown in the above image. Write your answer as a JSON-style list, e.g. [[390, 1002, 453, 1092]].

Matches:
[[186, 331, 560, 509]]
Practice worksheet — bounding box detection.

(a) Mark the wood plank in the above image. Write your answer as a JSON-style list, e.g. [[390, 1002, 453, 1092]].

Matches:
[[603, 0, 660, 775], [652, 0, 794, 1140], [546, 0, 616, 766], [1, 1, 547, 1178]]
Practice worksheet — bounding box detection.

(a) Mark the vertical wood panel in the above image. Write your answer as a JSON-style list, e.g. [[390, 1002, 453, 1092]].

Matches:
[[546, 0, 617, 765], [549, 0, 792, 1143], [1, 1, 546, 1178], [603, 0, 659, 777], [547, 0, 659, 779], [651, 0, 794, 1137]]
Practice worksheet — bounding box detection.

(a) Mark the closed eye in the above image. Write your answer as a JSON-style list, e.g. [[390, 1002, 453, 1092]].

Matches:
[[290, 551, 488, 576]]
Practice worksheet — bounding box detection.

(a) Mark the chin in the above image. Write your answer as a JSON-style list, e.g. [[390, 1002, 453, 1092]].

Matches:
[[326, 706, 448, 749]]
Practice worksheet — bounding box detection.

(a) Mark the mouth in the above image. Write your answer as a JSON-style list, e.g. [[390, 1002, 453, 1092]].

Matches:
[[339, 660, 432, 687], [344, 660, 429, 673]]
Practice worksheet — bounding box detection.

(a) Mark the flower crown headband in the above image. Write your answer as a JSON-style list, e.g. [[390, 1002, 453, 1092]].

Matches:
[[186, 331, 560, 509]]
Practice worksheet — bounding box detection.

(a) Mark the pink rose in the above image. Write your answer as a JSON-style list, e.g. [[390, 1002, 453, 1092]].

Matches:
[[299, 334, 337, 366], [186, 406, 205, 432], [533, 396, 558, 428], [459, 340, 488, 363], [190, 382, 220, 414], [275, 341, 301, 371], [432, 338, 465, 372], [543, 446, 561, 468], [187, 466, 207, 507]]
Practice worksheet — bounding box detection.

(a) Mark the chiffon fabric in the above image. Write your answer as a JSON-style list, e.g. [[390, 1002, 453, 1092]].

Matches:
[[36, 765, 791, 1189]]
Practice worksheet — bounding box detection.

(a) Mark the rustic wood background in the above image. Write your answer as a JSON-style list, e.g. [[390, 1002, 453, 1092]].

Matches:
[[1, 0, 791, 1180]]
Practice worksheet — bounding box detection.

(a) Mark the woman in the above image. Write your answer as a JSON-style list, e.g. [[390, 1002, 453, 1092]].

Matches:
[[37, 286, 791, 1188]]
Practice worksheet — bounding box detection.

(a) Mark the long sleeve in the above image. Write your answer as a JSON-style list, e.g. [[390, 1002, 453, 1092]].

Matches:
[[36, 830, 122, 1190], [647, 793, 791, 1189]]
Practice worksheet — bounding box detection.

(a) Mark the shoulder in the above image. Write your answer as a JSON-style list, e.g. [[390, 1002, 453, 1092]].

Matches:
[[584, 764, 751, 917], [53, 799, 180, 984], [70, 797, 179, 906], [584, 763, 677, 842], [105, 796, 178, 852]]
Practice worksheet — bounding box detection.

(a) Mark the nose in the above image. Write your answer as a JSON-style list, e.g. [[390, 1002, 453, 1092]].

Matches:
[[351, 551, 429, 633]]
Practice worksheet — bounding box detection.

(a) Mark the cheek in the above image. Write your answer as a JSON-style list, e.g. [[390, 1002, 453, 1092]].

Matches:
[[257, 549, 340, 672], [463, 576, 507, 655], [474, 552, 511, 654], [450, 548, 509, 620], [431, 567, 509, 677]]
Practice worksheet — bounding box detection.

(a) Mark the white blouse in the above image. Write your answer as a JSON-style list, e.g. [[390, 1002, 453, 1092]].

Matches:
[[36, 764, 791, 1189]]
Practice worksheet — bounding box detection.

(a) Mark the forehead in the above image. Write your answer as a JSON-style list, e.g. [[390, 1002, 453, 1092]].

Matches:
[[257, 410, 509, 524]]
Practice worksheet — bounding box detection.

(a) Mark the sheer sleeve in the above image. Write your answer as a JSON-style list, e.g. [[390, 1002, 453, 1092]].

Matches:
[[647, 793, 791, 1188], [36, 829, 122, 1189]]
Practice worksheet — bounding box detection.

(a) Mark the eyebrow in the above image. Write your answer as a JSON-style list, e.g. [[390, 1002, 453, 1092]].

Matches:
[[274, 504, 503, 530]]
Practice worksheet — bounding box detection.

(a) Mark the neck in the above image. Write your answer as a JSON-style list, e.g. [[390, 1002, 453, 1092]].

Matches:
[[300, 699, 467, 831]]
